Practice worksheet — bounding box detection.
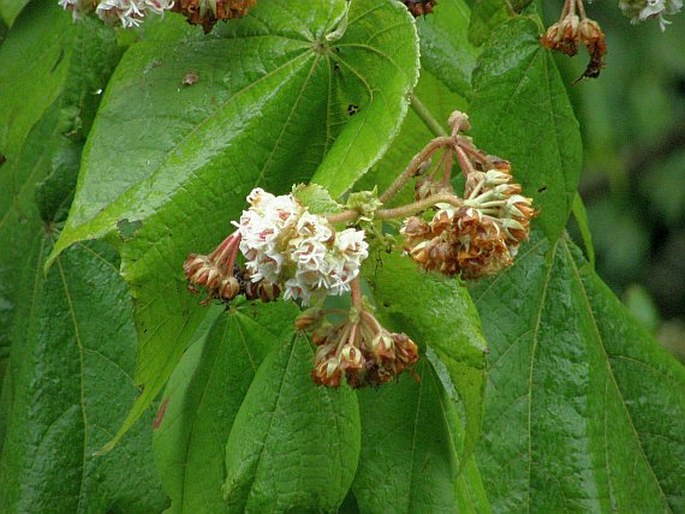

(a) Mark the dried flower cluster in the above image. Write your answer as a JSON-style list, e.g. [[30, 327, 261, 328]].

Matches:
[[619, 0, 682, 29], [400, 118, 535, 280], [171, 0, 256, 33], [183, 232, 281, 304], [540, 0, 607, 81], [59, 0, 173, 27], [298, 307, 419, 389]]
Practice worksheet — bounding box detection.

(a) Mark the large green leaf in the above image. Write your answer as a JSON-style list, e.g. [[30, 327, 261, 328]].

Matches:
[[223, 332, 361, 512], [469, 18, 582, 241], [48, 0, 419, 446], [355, 69, 467, 206], [0, 240, 168, 513], [471, 231, 685, 512], [0, 0, 28, 26], [467, 0, 512, 46], [415, 0, 480, 99], [0, 2, 71, 157], [364, 252, 488, 464], [153, 301, 299, 514], [0, 3, 120, 354], [353, 359, 491, 513]]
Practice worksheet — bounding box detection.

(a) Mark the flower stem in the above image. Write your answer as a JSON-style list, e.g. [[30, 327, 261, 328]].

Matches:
[[376, 193, 463, 220], [379, 136, 456, 204], [350, 278, 363, 310]]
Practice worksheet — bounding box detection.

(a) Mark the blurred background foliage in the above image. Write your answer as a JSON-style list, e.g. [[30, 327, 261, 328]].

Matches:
[[541, 1, 685, 361]]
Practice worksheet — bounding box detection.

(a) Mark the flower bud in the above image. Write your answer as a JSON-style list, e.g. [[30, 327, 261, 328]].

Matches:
[[447, 110, 471, 133], [340, 344, 365, 370], [218, 276, 240, 301]]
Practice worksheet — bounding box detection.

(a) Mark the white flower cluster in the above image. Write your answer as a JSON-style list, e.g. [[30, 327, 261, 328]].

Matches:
[[619, 0, 682, 29], [58, 0, 173, 27], [236, 188, 368, 305]]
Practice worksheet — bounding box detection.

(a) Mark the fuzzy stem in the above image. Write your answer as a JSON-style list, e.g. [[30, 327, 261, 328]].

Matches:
[[454, 144, 477, 178], [410, 93, 448, 138], [350, 278, 363, 310], [379, 136, 456, 204], [441, 150, 454, 185], [361, 310, 384, 336], [375, 193, 464, 220]]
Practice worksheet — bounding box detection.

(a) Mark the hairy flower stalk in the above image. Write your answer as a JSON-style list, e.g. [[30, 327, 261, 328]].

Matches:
[[540, 0, 607, 81]]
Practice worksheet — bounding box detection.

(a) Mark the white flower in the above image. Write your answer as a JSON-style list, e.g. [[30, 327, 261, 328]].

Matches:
[[95, 0, 173, 27], [58, 0, 95, 20], [619, 0, 682, 29], [236, 187, 369, 306]]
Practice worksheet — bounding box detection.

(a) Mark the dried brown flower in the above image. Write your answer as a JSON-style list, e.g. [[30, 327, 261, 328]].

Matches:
[[172, 0, 257, 33], [402, 0, 438, 17], [301, 308, 419, 389]]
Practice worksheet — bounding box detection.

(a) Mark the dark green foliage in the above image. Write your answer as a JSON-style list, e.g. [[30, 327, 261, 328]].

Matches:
[[0, 0, 683, 512]]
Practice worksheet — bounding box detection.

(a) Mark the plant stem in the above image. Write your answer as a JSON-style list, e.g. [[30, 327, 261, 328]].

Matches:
[[327, 209, 358, 224], [378, 135, 455, 204], [328, 191, 465, 225], [454, 144, 476, 178], [409, 93, 448, 138], [376, 193, 463, 220]]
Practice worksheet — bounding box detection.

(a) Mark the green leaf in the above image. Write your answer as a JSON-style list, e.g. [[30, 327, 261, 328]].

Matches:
[[355, 69, 467, 205], [292, 183, 343, 215], [571, 192, 595, 267], [415, 0, 480, 99], [353, 359, 491, 513], [153, 301, 299, 514], [364, 252, 488, 464], [0, 0, 28, 26], [0, 3, 120, 351], [310, 0, 420, 195], [0, 241, 167, 513], [48, 0, 419, 446], [467, 0, 511, 46], [223, 332, 361, 512], [469, 18, 583, 241], [0, 3, 70, 156], [470, 231, 685, 512]]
